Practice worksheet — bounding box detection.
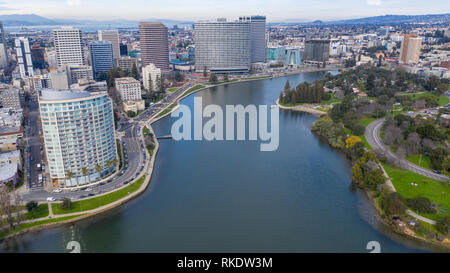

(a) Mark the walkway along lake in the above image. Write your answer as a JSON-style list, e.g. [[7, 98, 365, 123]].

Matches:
[[0, 71, 440, 252]]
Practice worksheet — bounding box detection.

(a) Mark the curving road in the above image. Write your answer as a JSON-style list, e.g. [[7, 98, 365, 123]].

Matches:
[[365, 118, 449, 182]]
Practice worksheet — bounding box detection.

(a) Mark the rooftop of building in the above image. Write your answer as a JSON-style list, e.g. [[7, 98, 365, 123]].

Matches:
[[39, 89, 107, 102], [115, 77, 140, 84], [0, 150, 20, 159], [0, 126, 23, 136], [0, 163, 18, 181]]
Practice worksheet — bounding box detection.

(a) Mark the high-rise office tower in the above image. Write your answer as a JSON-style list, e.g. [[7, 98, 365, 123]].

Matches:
[[31, 45, 46, 69], [239, 15, 266, 63], [139, 22, 169, 71], [194, 19, 251, 73], [53, 27, 84, 66], [15, 37, 34, 78], [98, 29, 120, 59], [304, 40, 330, 63], [120, 43, 128, 56], [39, 89, 117, 188], [89, 40, 114, 79], [399, 34, 422, 64], [0, 21, 8, 69]]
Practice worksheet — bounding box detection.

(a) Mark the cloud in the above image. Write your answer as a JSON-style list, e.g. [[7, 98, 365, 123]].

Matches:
[[366, 0, 382, 6], [67, 0, 82, 6]]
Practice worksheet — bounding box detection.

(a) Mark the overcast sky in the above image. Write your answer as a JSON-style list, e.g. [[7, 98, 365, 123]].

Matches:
[[0, 0, 449, 22]]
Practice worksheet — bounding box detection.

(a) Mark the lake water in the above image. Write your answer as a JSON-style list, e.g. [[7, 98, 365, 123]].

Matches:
[[1, 72, 436, 253]]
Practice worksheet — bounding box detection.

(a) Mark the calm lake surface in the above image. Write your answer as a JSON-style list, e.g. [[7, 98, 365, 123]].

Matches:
[[1, 71, 436, 252]]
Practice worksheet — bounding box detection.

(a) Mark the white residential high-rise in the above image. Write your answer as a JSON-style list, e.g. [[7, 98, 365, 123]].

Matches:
[[399, 34, 422, 64], [15, 37, 34, 78], [53, 27, 84, 66], [115, 77, 141, 101], [98, 29, 120, 59], [194, 19, 251, 73], [39, 89, 117, 188], [142, 63, 161, 91]]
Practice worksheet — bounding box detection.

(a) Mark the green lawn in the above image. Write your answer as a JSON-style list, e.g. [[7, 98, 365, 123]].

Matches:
[[167, 87, 179, 92], [359, 117, 376, 127], [156, 103, 177, 117], [51, 175, 146, 215], [438, 95, 450, 106], [319, 93, 342, 105], [381, 163, 450, 221], [182, 84, 205, 97], [25, 204, 49, 220], [406, 154, 450, 176]]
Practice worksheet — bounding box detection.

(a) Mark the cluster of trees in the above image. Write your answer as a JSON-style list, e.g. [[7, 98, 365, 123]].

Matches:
[[350, 150, 386, 190], [209, 73, 218, 84], [382, 114, 450, 171], [311, 115, 347, 149], [279, 80, 326, 105], [143, 127, 156, 156], [324, 67, 449, 100], [100, 65, 140, 88]]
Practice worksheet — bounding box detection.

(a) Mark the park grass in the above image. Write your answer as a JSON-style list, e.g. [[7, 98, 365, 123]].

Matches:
[[381, 163, 450, 221], [25, 204, 49, 220], [167, 87, 179, 92], [438, 95, 450, 106], [0, 215, 85, 238], [359, 117, 376, 127], [156, 103, 177, 118], [406, 154, 450, 176], [51, 175, 146, 215], [182, 84, 205, 97], [278, 93, 342, 108], [241, 76, 271, 81]]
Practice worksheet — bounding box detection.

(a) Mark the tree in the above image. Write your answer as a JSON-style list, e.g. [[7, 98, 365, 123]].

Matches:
[[66, 171, 73, 182], [26, 201, 38, 213], [350, 163, 364, 183], [436, 216, 450, 236], [203, 66, 208, 77], [82, 167, 89, 183], [346, 136, 362, 149], [381, 192, 406, 216], [209, 73, 218, 84], [61, 198, 73, 210], [435, 83, 448, 95], [127, 110, 137, 118], [405, 197, 436, 214], [95, 164, 102, 178], [174, 71, 184, 82], [0, 187, 14, 231], [429, 147, 448, 170], [223, 74, 229, 82], [130, 63, 139, 80]]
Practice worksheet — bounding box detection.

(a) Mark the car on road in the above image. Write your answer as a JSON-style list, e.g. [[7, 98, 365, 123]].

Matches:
[[46, 197, 56, 202], [70, 188, 78, 192], [84, 188, 92, 192], [88, 193, 95, 197], [52, 189, 62, 193], [100, 182, 106, 186], [433, 170, 441, 174]]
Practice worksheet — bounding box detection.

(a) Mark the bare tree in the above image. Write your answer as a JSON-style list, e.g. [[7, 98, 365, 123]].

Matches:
[[13, 192, 22, 226], [407, 132, 421, 153], [0, 188, 14, 231], [384, 125, 403, 145]]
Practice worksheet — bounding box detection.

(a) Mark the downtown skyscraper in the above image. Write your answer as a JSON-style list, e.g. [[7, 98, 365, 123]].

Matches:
[[98, 29, 120, 60], [53, 27, 84, 66], [139, 22, 169, 71], [239, 15, 267, 63], [89, 40, 114, 79], [15, 37, 34, 78]]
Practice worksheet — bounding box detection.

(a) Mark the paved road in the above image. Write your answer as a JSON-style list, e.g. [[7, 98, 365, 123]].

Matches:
[[365, 118, 449, 182]]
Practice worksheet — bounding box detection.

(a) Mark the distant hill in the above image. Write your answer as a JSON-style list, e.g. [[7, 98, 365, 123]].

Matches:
[[324, 13, 450, 25], [0, 14, 57, 26], [0, 14, 192, 28]]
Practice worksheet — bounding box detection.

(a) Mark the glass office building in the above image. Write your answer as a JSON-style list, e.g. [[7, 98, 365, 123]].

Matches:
[[89, 40, 114, 79], [194, 19, 251, 73], [39, 89, 117, 188]]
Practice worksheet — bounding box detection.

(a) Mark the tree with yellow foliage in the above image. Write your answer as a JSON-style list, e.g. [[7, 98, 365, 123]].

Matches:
[[345, 136, 362, 149]]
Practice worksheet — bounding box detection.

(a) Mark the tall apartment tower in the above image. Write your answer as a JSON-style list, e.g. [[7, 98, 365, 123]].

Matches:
[[39, 89, 117, 188], [304, 40, 330, 63], [89, 40, 114, 79], [53, 27, 84, 66], [0, 21, 8, 69], [239, 15, 266, 63], [139, 22, 169, 71], [194, 19, 251, 73], [98, 29, 120, 59], [15, 37, 34, 78], [399, 34, 422, 64]]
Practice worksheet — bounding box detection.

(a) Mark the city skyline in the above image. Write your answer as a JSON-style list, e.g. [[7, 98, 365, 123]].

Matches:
[[0, 0, 449, 22]]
